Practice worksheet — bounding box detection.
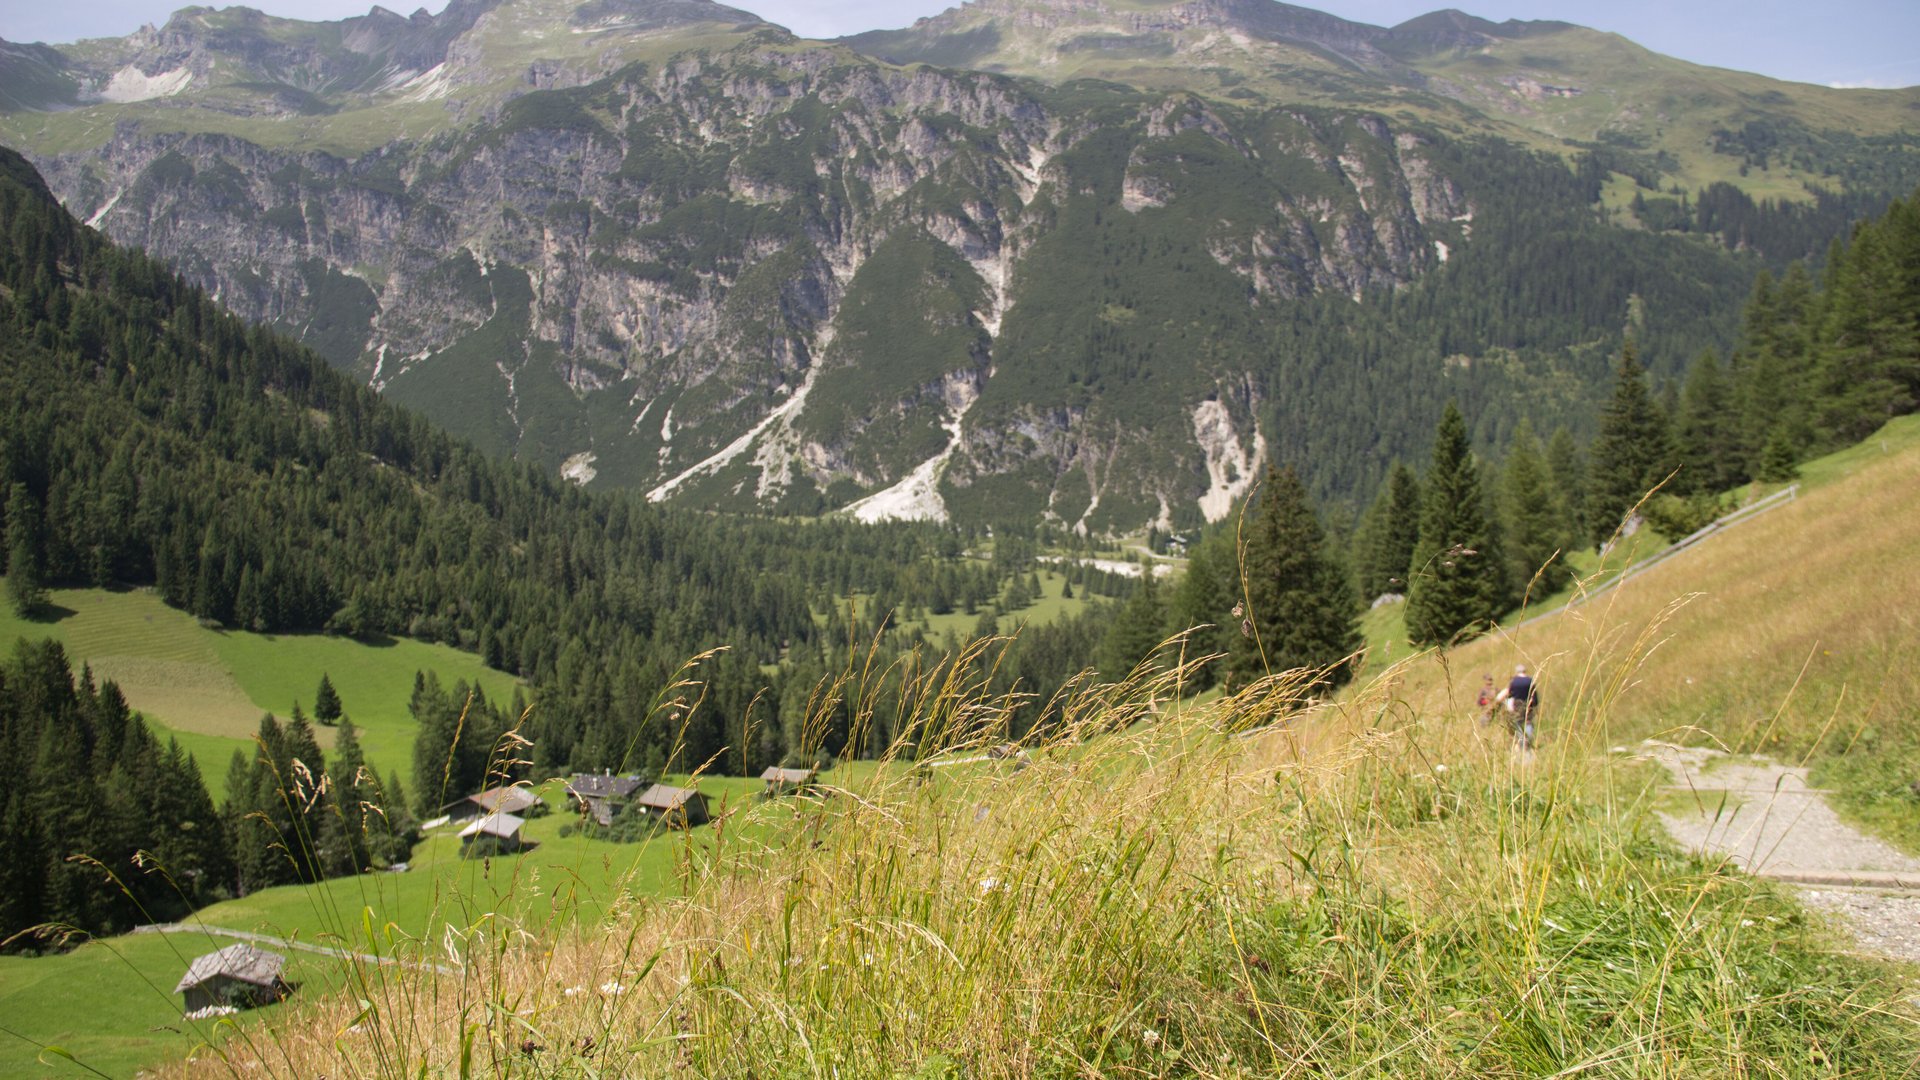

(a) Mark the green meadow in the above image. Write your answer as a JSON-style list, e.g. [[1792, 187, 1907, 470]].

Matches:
[[0, 773, 780, 1078], [0, 585, 519, 791]]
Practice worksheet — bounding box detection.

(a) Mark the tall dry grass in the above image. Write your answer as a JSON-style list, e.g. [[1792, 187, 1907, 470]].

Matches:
[[149, 607, 1917, 1078]]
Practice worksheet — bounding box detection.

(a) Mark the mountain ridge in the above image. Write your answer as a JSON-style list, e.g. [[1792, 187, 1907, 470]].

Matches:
[[1, 0, 1916, 530]]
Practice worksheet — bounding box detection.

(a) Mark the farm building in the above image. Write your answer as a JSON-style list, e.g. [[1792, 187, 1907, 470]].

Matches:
[[442, 785, 541, 822], [635, 783, 709, 827], [566, 772, 648, 825], [459, 811, 526, 852], [759, 766, 816, 795], [175, 943, 288, 1013]]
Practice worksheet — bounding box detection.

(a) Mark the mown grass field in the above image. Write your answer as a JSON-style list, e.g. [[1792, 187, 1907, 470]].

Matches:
[[0, 585, 519, 791]]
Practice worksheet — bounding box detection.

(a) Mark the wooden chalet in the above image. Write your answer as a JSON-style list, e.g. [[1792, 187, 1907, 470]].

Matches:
[[175, 943, 288, 1013], [442, 785, 541, 823], [459, 811, 526, 852], [759, 766, 816, 795], [634, 783, 709, 827], [565, 772, 648, 826]]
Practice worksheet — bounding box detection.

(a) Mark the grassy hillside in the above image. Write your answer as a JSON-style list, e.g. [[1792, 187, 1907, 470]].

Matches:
[[0, 583, 518, 791], [1381, 413, 1920, 851], [128, 632, 1920, 1077]]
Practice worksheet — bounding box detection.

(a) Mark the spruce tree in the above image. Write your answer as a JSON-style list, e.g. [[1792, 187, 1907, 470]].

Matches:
[[1499, 420, 1571, 601], [1545, 425, 1588, 546], [1406, 403, 1508, 646], [1230, 465, 1360, 690], [1165, 530, 1237, 690], [1360, 463, 1421, 599], [5, 483, 46, 617], [313, 673, 342, 726], [1098, 573, 1166, 681], [1675, 348, 1743, 494], [1588, 343, 1678, 545]]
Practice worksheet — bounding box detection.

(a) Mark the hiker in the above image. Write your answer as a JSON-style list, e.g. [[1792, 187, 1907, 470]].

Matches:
[[1495, 664, 1539, 748], [1476, 674, 1496, 725]]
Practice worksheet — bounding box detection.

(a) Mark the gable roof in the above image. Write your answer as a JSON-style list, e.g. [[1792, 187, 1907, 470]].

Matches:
[[760, 766, 815, 784], [442, 785, 540, 816], [635, 783, 704, 812], [175, 943, 285, 993], [566, 773, 647, 800], [459, 811, 525, 840]]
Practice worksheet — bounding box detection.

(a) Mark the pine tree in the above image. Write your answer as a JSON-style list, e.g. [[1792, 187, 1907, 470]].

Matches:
[[1098, 574, 1166, 681], [1230, 465, 1360, 690], [1675, 348, 1744, 494], [313, 673, 342, 726], [5, 482, 47, 617], [1499, 420, 1571, 601], [1359, 463, 1421, 599], [1545, 425, 1588, 547], [1165, 530, 1237, 691], [1588, 342, 1678, 545], [1406, 403, 1508, 646]]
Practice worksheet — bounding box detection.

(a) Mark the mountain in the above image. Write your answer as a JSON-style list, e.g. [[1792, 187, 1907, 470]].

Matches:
[[2, 0, 1916, 531]]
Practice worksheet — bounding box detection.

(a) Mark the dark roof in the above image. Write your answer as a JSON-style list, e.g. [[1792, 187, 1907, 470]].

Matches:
[[566, 773, 647, 799], [636, 783, 704, 811], [442, 785, 540, 815], [760, 766, 815, 784], [175, 944, 285, 993], [459, 811, 525, 840]]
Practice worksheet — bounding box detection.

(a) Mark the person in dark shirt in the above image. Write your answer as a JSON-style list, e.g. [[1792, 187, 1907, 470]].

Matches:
[[1497, 664, 1538, 748]]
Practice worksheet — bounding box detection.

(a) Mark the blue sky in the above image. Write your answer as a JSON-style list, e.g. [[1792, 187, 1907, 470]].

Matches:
[[3, 0, 1916, 89]]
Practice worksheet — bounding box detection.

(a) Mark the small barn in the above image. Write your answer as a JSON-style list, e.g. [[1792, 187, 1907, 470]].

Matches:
[[759, 766, 816, 795], [176, 943, 288, 1014], [635, 783, 709, 827], [442, 785, 541, 823], [459, 811, 526, 852], [566, 772, 648, 825]]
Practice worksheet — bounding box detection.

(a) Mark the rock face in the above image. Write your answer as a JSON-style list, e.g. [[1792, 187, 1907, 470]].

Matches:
[[4, 0, 1897, 530]]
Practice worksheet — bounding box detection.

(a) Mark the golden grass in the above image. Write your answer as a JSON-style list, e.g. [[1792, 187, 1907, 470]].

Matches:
[[141, 624, 1916, 1077]]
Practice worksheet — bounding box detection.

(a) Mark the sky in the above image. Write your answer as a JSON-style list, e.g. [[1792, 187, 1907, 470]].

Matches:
[[2, 0, 1916, 89]]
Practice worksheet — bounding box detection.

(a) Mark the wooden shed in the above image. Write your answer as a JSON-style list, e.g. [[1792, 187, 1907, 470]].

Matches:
[[459, 811, 526, 852], [175, 943, 288, 1014], [759, 766, 816, 795], [566, 772, 648, 825], [634, 783, 709, 827], [442, 785, 541, 823]]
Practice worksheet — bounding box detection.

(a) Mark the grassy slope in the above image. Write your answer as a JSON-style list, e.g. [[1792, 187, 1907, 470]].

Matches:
[[0, 584, 518, 791], [1386, 413, 1920, 851]]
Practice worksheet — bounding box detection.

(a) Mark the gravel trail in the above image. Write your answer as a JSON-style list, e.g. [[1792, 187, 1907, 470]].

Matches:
[[1641, 742, 1920, 966]]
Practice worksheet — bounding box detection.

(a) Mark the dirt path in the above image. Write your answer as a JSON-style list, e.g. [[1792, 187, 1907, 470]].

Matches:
[[133, 922, 458, 975], [1640, 742, 1920, 966]]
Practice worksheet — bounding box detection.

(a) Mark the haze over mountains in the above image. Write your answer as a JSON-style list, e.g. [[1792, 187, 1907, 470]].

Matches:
[[2, 0, 1916, 531]]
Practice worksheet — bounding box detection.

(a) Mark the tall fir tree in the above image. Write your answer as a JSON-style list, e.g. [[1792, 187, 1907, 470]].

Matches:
[[1359, 462, 1422, 599], [1587, 342, 1679, 545], [1230, 465, 1360, 690], [1545, 425, 1588, 547], [1098, 573, 1167, 682], [1498, 419, 1572, 601], [1164, 529, 1237, 691], [1675, 348, 1744, 494], [5, 482, 46, 617], [313, 673, 342, 726], [1405, 403, 1509, 646]]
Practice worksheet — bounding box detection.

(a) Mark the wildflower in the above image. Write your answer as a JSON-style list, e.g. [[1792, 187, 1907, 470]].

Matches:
[[600, 981, 625, 996], [1240, 618, 1254, 638], [1433, 763, 1448, 774], [1143, 1028, 1160, 1047], [978, 876, 1001, 894], [562, 985, 584, 997], [1230, 602, 1244, 618]]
